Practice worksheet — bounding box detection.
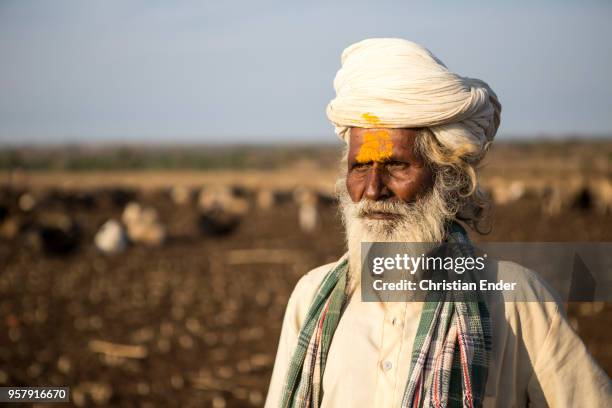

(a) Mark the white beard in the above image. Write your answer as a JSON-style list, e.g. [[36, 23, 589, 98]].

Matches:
[[336, 178, 452, 293]]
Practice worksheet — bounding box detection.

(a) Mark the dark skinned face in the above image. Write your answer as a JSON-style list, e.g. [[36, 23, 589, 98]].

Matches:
[[346, 128, 434, 220]]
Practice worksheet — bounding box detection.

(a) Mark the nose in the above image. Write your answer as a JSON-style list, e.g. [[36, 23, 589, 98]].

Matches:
[[364, 164, 391, 201]]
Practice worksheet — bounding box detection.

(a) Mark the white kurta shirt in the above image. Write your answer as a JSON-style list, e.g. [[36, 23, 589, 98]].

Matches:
[[265, 254, 611, 407]]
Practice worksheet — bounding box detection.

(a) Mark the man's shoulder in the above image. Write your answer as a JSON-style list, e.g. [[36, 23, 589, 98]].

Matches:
[[486, 259, 567, 338], [299, 261, 338, 288], [493, 259, 563, 304], [290, 258, 342, 300], [283, 255, 346, 329]]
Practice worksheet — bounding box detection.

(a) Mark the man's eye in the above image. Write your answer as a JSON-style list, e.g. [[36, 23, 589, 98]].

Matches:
[[352, 163, 371, 171], [386, 161, 409, 170]]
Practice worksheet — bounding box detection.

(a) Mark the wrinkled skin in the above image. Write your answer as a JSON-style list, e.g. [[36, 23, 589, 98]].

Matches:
[[346, 128, 434, 219]]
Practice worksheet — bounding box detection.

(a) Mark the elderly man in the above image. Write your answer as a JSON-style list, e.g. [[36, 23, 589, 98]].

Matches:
[[265, 39, 610, 407]]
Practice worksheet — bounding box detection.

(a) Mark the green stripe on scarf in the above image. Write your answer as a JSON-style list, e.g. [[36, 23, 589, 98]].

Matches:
[[281, 260, 347, 408]]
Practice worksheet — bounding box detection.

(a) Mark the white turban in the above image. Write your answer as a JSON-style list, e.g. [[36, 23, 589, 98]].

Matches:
[[326, 38, 501, 152]]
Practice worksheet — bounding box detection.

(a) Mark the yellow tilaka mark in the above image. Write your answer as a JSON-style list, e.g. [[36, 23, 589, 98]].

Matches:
[[361, 112, 381, 125], [356, 130, 393, 163]]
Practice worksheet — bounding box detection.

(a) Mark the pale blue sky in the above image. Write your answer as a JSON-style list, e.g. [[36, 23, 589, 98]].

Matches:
[[0, 1, 611, 144]]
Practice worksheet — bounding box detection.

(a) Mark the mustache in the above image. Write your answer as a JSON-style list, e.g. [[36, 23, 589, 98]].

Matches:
[[356, 199, 417, 218]]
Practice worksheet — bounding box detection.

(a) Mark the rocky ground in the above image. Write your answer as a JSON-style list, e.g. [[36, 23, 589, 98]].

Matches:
[[0, 184, 610, 407]]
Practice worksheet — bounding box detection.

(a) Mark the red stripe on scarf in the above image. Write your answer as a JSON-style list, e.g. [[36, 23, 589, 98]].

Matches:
[[432, 340, 445, 408], [457, 324, 474, 408], [316, 300, 330, 342], [413, 375, 422, 407]]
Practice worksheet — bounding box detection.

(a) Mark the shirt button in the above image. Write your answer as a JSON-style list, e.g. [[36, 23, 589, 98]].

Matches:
[[382, 360, 393, 371], [391, 317, 397, 326]]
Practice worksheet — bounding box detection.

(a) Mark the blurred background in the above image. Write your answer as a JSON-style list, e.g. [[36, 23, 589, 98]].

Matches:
[[0, 1, 611, 406]]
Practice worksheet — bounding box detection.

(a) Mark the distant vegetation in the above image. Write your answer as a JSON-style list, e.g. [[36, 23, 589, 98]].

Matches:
[[0, 144, 342, 171], [0, 140, 610, 172]]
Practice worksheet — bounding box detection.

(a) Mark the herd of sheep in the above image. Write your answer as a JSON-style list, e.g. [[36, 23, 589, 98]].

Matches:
[[0, 184, 333, 257], [0, 177, 610, 257]]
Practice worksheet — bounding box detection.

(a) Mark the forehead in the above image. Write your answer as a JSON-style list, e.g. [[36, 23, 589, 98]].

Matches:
[[348, 128, 420, 160]]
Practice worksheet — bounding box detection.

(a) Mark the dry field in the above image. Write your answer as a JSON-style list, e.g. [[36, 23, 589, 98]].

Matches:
[[0, 141, 610, 407]]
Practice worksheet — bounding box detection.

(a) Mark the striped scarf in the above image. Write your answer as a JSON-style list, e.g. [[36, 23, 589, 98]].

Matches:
[[280, 223, 491, 408]]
